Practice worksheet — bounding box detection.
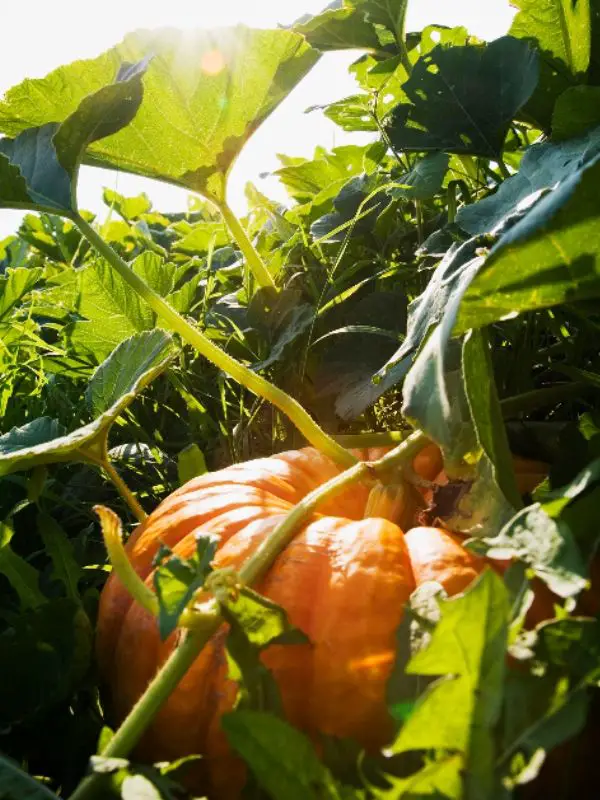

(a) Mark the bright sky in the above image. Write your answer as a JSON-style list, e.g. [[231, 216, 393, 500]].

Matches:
[[0, 0, 515, 238]]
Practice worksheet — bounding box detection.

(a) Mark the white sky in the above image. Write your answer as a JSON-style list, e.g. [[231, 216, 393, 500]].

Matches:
[[0, 1, 515, 238]]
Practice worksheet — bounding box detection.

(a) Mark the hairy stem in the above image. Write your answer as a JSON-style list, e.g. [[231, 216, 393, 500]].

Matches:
[[74, 215, 355, 469], [101, 458, 147, 523], [216, 200, 276, 290], [395, 0, 412, 75]]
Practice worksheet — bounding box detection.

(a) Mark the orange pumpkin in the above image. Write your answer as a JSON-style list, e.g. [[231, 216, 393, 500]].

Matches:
[[95, 444, 544, 796]]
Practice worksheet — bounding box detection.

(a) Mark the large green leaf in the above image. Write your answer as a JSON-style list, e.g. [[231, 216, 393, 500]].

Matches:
[[293, 2, 383, 52], [456, 124, 600, 236], [510, 0, 591, 130], [0, 330, 175, 476], [0, 60, 148, 214], [456, 152, 600, 333], [385, 37, 539, 158], [384, 570, 509, 799], [0, 28, 319, 204]]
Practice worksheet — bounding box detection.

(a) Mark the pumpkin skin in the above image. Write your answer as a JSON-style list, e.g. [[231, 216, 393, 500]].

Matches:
[[95, 444, 547, 797], [97, 446, 445, 796]]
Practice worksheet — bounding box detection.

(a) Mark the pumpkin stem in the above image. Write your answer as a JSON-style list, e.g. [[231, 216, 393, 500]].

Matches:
[[94, 506, 158, 618], [364, 481, 424, 530]]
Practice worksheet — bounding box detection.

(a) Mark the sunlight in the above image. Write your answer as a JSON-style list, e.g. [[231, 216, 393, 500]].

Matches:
[[0, 0, 516, 238]]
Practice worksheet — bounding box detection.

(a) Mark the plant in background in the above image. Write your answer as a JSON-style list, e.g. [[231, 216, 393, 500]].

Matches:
[[0, 0, 600, 798]]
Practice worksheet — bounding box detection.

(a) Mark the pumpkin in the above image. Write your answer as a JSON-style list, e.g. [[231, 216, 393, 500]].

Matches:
[[96, 444, 544, 797]]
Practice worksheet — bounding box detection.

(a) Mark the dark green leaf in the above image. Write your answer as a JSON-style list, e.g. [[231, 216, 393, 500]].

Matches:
[[388, 153, 449, 201], [0, 521, 46, 611], [0, 754, 59, 800], [223, 710, 347, 800], [456, 151, 600, 333], [0, 599, 80, 726], [456, 123, 600, 236], [463, 329, 521, 508], [36, 512, 82, 603], [385, 37, 538, 158], [552, 86, 600, 140]]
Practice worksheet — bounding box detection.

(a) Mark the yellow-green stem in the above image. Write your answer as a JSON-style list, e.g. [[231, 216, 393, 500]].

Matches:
[[216, 200, 276, 291], [101, 459, 147, 523], [333, 431, 409, 448], [74, 215, 355, 469]]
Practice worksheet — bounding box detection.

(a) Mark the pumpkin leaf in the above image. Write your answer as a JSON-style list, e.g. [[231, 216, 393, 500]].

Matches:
[[0, 330, 175, 476], [385, 569, 509, 799], [223, 586, 308, 715], [222, 710, 352, 800], [456, 146, 600, 334], [509, 0, 591, 130], [384, 37, 539, 158], [552, 86, 600, 140], [0, 753, 60, 800], [0, 60, 148, 214], [177, 444, 207, 486], [153, 534, 219, 640], [0, 599, 81, 727], [388, 153, 450, 201], [370, 239, 482, 411], [36, 512, 83, 604], [0, 521, 46, 611], [0, 28, 319, 205], [482, 456, 600, 597], [462, 329, 522, 509], [293, 2, 383, 52]]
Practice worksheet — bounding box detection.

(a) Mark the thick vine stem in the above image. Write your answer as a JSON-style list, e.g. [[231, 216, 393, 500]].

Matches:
[[73, 215, 356, 469], [215, 199, 276, 291], [68, 430, 429, 800]]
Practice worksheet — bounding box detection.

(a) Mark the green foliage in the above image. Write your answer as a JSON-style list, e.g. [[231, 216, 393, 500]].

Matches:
[[1, 3, 600, 798]]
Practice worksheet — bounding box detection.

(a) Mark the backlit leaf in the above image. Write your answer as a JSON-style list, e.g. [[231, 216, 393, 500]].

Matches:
[[385, 37, 538, 158]]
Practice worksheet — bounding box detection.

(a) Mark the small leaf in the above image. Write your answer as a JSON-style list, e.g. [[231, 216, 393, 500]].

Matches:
[[385, 37, 538, 158], [154, 535, 219, 640], [37, 512, 82, 603], [293, 3, 382, 52], [177, 444, 207, 486], [388, 153, 449, 201], [0, 521, 46, 611], [222, 710, 346, 800], [483, 457, 600, 597]]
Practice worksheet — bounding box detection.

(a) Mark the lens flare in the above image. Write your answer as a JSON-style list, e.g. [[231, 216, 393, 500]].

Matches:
[[201, 48, 226, 76]]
